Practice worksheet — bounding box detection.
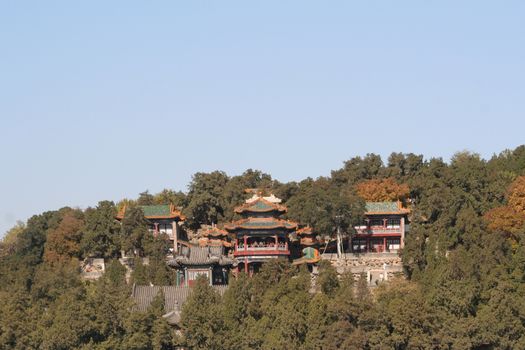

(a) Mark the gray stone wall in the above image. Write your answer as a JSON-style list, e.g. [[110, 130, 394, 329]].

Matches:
[[321, 252, 404, 286]]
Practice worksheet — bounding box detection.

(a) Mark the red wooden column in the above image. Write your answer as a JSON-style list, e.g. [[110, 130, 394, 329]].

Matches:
[[244, 258, 248, 273], [243, 235, 248, 251], [383, 237, 387, 252], [274, 235, 278, 250]]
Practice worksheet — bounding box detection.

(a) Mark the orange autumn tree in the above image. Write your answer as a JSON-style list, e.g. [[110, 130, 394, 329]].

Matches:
[[484, 175, 525, 241], [43, 211, 84, 264], [356, 177, 410, 202]]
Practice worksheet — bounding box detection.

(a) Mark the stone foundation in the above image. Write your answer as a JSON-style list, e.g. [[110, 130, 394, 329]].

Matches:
[[321, 252, 404, 286]]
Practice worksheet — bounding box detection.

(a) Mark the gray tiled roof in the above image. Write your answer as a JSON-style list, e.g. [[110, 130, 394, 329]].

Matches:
[[167, 246, 235, 267], [131, 284, 228, 317]]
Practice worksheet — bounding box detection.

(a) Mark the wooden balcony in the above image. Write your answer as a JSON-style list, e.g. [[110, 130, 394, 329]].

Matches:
[[354, 226, 402, 236], [234, 244, 289, 257]]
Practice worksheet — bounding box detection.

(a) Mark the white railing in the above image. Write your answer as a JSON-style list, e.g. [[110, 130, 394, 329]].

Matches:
[[236, 245, 288, 252], [355, 227, 402, 235]]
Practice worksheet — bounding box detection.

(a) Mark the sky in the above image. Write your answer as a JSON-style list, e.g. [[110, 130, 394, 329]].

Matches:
[[1, 1, 524, 236]]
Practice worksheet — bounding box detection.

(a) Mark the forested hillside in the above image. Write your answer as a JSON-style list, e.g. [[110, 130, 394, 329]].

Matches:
[[1, 146, 525, 349]]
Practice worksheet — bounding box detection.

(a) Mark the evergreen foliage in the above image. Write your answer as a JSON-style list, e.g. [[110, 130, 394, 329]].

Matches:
[[80, 201, 121, 259]]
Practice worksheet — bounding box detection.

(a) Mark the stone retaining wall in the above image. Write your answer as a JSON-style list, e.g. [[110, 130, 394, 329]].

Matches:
[[320, 253, 405, 286]]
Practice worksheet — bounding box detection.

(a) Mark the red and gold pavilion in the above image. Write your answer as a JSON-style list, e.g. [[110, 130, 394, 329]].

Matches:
[[225, 193, 297, 274]]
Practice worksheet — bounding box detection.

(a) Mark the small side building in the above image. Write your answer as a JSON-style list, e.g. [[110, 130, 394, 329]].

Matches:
[[131, 284, 228, 327], [352, 201, 410, 253], [167, 245, 235, 286], [116, 204, 186, 253]]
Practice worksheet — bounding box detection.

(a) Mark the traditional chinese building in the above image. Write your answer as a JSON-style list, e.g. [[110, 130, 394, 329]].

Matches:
[[225, 194, 297, 274], [116, 204, 186, 253], [131, 284, 228, 327], [167, 245, 235, 286], [292, 226, 321, 266], [352, 201, 410, 253]]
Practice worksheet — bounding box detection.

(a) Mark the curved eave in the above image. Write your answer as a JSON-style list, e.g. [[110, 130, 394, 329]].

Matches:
[[234, 208, 287, 214], [233, 198, 288, 214], [202, 230, 229, 238], [296, 231, 314, 236], [146, 214, 185, 220], [225, 224, 297, 231], [300, 240, 319, 246], [115, 207, 186, 221], [365, 210, 410, 216]]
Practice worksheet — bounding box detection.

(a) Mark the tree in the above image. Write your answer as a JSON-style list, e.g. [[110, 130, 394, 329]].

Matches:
[[356, 177, 410, 202], [0, 221, 25, 258], [257, 267, 311, 350], [183, 171, 229, 230], [484, 175, 525, 242], [153, 189, 186, 207], [88, 260, 131, 347], [43, 210, 84, 264], [120, 206, 149, 256], [331, 153, 384, 186], [286, 177, 364, 236], [80, 201, 121, 259], [137, 190, 155, 205], [180, 275, 223, 350], [38, 286, 94, 350], [317, 260, 339, 296], [369, 280, 442, 349], [304, 293, 334, 350], [220, 273, 252, 350], [384, 152, 424, 180]]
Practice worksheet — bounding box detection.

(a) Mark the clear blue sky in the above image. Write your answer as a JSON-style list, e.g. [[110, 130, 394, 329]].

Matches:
[[1, 1, 524, 236]]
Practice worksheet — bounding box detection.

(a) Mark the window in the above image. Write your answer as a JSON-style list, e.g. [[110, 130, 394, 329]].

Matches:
[[386, 219, 400, 228], [352, 239, 367, 252], [370, 219, 384, 227], [387, 238, 400, 250]]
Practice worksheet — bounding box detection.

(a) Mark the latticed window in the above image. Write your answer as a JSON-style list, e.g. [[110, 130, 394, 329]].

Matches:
[[352, 239, 367, 252], [370, 219, 384, 227], [386, 219, 400, 228], [387, 238, 400, 250]]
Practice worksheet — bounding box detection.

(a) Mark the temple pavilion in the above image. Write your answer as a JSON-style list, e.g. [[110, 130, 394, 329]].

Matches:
[[225, 193, 298, 274], [352, 201, 410, 253]]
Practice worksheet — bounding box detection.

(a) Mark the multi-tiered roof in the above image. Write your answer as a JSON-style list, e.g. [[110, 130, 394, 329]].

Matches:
[[296, 226, 318, 246], [198, 225, 232, 247], [225, 194, 297, 232]]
